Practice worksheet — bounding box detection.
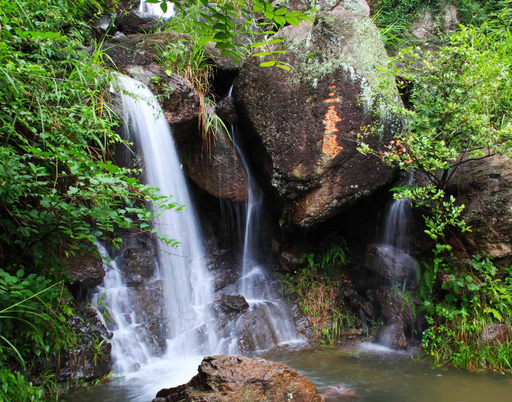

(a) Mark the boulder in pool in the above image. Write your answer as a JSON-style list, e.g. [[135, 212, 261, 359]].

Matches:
[[153, 355, 323, 402]]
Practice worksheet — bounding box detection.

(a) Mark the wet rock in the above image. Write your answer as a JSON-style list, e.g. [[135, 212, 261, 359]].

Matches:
[[186, 129, 249, 202], [132, 280, 169, 355], [362, 244, 417, 281], [153, 355, 323, 402], [481, 323, 511, 345], [236, 305, 279, 352], [216, 96, 238, 125], [115, 10, 164, 34], [122, 246, 157, 280], [279, 249, 306, 273], [206, 248, 240, 292], [319, 385, 357, 401], [63, 252, 105, 298], [292, 305, 315, 339], [376, 287, 415, 332], [213, 293, 249, 315], [235, 4, 401, 228], [374, 322, 407, 350]]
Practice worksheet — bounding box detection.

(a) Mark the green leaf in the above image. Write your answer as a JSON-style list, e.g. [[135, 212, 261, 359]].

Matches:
[[286, 17, 300, 26], [252, 51, 271, 57], [260, 61, 276, 67]]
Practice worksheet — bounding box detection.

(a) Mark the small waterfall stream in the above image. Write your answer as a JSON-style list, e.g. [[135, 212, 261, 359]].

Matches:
[[229, 124, 300, 351]]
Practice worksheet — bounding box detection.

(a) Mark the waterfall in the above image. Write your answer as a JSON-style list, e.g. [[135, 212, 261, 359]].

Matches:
[[117, 75, 218, 357], [229, 125, 300, 351], [87, 75, 300, 399]]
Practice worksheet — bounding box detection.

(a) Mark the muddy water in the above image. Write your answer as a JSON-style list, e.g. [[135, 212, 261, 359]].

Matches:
[[264, 343, 512, 402], [66, 343, 512, 402]]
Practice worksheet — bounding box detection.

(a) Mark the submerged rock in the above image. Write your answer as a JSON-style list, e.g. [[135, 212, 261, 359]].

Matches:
[[153, 355, 323, 402], [319, 385, 357, 400], [235, 1, 401, 228]]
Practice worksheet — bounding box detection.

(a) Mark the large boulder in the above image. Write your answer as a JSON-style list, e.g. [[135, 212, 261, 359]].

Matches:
[[446, 155, 512, 263], [235, 1, 401, 228], [153, 355, 323, 402]]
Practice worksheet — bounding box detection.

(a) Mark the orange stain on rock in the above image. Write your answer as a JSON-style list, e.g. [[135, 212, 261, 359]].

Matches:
[[323, 97, 341, 104], [322, 105, 343, 157]]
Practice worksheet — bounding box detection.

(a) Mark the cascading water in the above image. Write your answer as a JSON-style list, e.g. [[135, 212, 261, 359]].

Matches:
[[229, 125, 300, 351], [117, 75, 218, 357], [86, 76, 300, 400], [92, 243, 152, 374]]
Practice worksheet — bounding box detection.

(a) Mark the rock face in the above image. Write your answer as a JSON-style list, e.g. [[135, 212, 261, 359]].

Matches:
[[447, 155, 512, 263], [153, 355, 323, 402], [235, 1, 401, 228]]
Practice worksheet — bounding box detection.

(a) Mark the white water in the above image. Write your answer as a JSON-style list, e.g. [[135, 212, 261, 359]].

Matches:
[[92, 243, 152, 374], [139, 0, 175, 18]]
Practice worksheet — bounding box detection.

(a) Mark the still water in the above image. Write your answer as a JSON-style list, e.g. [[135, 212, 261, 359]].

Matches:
[[66, 343, 512, 402]]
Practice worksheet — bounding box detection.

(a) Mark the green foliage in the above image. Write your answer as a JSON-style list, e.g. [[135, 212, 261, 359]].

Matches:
[[421, 255, 512, 372], [360, 7, 512, 371], [0, 0, 178, 398], [280, 238, 359, 345], [0, 367, 57, 402], [152, 0, 316, 69]]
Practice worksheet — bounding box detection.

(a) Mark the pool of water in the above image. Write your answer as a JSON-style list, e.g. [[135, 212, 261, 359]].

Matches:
[[65, 343, 512, 402]]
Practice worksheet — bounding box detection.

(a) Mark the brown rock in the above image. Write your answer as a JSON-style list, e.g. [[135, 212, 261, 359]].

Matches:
[[63, 253, 105, 294], [235, 6, 401, 228], [153, 355, 323, 402], [447, 155, 512, 262], [186, 129, 248, 202], [481, 323, 511, 345], [278, 249, 306, 273]]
